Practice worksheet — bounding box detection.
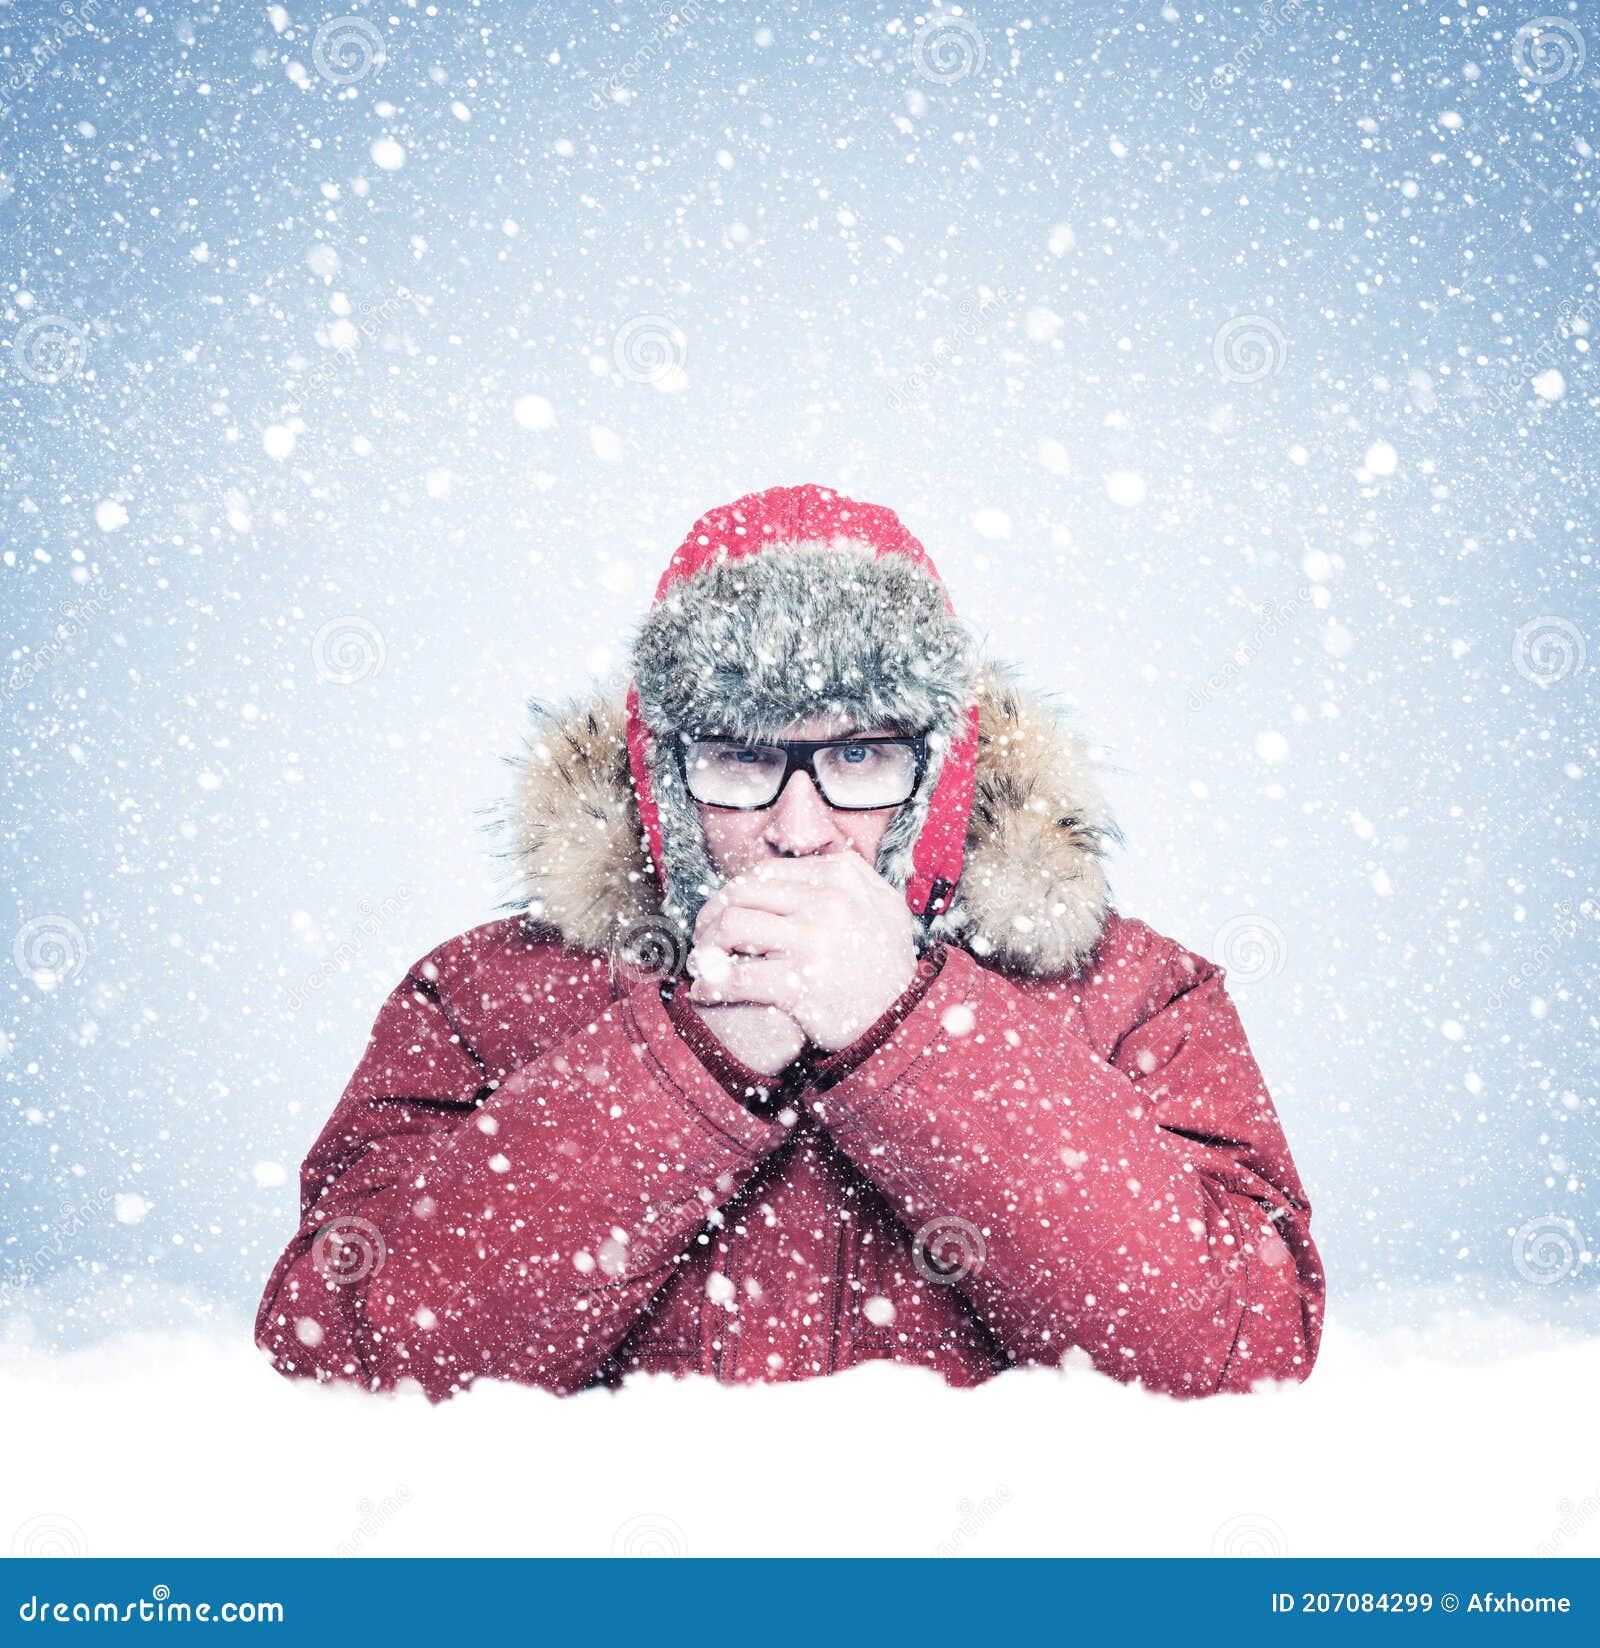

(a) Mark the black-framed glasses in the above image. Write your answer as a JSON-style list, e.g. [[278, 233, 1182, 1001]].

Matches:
[[676, 733, 928, 812]]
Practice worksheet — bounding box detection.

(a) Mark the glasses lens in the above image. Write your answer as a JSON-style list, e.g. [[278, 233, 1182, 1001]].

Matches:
[[683, 741, 787, 806], [813, 741, 919, 808]]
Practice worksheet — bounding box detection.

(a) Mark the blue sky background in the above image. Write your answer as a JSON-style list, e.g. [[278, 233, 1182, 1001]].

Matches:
[[1, 0, 1595, 1353]]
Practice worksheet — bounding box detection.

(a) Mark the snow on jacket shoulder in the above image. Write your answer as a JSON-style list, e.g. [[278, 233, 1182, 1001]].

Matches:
[[255, 670, 1324, 1399]]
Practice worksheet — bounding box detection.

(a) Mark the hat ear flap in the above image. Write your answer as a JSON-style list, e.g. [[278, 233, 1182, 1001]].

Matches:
[[875, 703, 979, 920], [627, 698, 726, 939], [624, 685, 666, 895]]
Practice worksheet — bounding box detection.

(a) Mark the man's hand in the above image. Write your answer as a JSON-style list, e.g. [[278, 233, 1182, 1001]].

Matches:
[[686, 855, 918, 1052], [688, 1001, 807, 1078]]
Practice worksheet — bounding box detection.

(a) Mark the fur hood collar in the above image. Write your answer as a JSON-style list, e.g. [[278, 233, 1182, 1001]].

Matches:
[[500, 664, 1119, 979]]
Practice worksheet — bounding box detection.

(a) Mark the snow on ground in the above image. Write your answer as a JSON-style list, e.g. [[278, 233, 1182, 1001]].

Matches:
[[4, 1309, 1598, 1559]]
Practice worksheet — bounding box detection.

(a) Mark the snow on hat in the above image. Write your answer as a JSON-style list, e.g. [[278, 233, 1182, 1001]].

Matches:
[[625, 483, 981, 938]]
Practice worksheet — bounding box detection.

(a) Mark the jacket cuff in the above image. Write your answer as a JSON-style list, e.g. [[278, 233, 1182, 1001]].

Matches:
[[805, 943, 950, 1090], [616, 978, 789, 1154], [661, 978, 795, 1109], [806, 943, 993, 1129]]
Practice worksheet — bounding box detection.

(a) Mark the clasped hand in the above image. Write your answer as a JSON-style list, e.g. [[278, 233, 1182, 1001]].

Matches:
[[685, 855, 919, 1072]]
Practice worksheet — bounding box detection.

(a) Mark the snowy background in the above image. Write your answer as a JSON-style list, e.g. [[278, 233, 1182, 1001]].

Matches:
[[1, 0, 1597, 1555]]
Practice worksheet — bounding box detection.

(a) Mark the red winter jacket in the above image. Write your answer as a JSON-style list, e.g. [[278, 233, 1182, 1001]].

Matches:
[[255, 672, 1325, 1400]]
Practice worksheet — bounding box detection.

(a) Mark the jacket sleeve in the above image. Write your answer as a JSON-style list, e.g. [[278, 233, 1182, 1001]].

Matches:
[[804, 939, 1324, 1396], [254, 946, 786, 1400]]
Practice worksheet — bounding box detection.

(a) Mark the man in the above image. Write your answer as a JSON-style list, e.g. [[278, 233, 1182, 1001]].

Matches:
[[256, 482, 1324, 1399]]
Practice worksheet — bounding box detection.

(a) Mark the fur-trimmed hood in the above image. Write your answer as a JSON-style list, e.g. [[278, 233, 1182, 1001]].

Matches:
[[502, 663, 1119, 979]]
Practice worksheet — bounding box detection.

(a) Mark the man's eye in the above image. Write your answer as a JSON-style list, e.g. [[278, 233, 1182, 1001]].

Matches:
[[837, 744, 875, 765]]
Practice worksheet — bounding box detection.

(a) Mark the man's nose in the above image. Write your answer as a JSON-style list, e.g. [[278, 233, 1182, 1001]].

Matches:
[[762, 770, 843, 856]]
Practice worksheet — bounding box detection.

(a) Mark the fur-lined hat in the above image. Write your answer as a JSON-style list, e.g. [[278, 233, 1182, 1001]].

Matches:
[[625, 484, 982, 939]]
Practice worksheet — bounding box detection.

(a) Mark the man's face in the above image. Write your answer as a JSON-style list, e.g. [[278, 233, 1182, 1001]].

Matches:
[[694, 715, 904, 877]]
